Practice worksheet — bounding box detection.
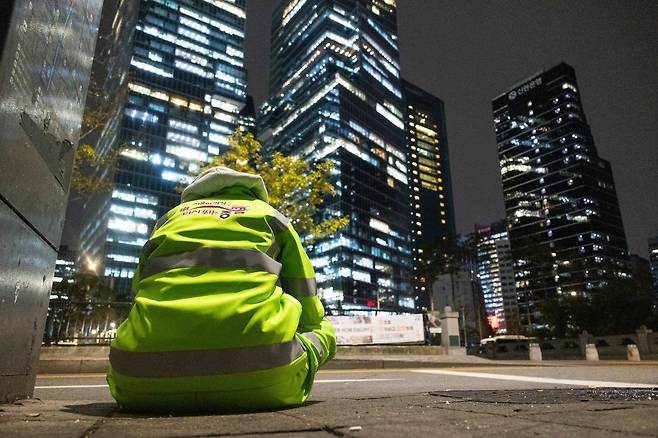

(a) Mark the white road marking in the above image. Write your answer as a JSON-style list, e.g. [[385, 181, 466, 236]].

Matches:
[[35, 378, 402, 390], [315, 378, 402, 383], [35, 384, 109, 389], [412, 369, 657, 388]]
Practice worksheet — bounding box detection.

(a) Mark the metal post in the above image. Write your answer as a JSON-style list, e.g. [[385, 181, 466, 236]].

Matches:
[[461, 307, 467, 347], [0, 0, 101, 402]]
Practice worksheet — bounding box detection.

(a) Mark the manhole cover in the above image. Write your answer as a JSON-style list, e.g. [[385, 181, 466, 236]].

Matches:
[[429, 388, 658, 404]]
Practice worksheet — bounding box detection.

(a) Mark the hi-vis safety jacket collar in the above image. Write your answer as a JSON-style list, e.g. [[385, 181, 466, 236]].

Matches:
[[181, 166, 269, 203]]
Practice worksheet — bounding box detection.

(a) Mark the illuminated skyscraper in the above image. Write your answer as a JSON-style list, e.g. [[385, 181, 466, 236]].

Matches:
[[402, 79, 455, 310], [474, 221, 519, 334], [650, 236, 658, 299], [258, 0, 413, 310], [79, 0, 247, 297], [492, 62, 629, 332], [238, 95, 256, 135]]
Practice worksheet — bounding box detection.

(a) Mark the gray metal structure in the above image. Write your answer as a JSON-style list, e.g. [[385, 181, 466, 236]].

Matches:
[[0, 0, 102, 403]]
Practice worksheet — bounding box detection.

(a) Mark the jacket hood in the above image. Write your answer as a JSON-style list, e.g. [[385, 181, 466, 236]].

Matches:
[[181, 166, 269, 203]]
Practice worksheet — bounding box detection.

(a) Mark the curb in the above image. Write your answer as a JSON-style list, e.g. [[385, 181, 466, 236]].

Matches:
[[324, 359, 492, 369], [38, 358, 110, 374], [37, 357, 658, 375], [37, 357, 491, 374]]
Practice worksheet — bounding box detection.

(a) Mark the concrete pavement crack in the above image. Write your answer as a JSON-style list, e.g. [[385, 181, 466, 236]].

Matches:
[[79, 407, 118, 438], [429, 392, 654, 408], [320, 425, 347, 437], [586, 406, 635, 412], [156, 426, 343, 437], [428, 401, 658, 436], [276, 410, 349, 437], [345, 392, 427, 401], [428, 393, 536, 405]]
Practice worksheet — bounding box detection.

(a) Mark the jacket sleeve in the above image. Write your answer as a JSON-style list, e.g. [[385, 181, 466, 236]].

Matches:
[[274, 217, 336, 368]]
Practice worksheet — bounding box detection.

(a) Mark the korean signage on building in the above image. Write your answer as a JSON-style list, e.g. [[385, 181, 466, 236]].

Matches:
[[508, 76, 543, 101], [327, 314, 425, 345]]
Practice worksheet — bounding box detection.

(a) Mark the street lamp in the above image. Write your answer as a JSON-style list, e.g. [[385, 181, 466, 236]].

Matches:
[[85, 256, 99, 274]]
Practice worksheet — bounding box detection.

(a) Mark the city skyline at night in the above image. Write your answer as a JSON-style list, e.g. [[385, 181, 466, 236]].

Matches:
[[241, 1, 657, 258], [78, 0, 248, 297], [60, 1, 658, 310], [4, 0, 658, 422]]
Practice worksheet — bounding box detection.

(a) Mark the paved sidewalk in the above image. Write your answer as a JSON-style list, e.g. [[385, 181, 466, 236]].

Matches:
[[38, 349, 658, 374], [37, 346, 490, 374], [331, 354, 658, 369], [2, 388, 657, 437]]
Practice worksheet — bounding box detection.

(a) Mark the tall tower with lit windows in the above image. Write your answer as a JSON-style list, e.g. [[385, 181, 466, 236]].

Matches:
[[401, 79, 455, 310], [474, 221, 519, 334], [492, 62, 629, 332], [649, 236, 658, 300], [79, 0, 247, 298], [258, 0, 414, 311]]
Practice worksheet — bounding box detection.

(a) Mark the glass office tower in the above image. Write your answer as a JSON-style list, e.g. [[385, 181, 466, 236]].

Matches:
[[650, 236, 658, 299], [474, 221, 519, 334], [238, 95, 256, 134], [401, 79, 455, 310], [258, 0, 413, 311], [79, 0, 247, 298], [492, 62, 629, 332]]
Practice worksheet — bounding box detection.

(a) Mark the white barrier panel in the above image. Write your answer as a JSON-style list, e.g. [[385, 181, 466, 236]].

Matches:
[[327, 314, 425, 345]]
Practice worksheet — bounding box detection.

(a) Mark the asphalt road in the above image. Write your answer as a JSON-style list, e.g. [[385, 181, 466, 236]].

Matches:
[[34, 364, 658, 402], [2, 364, 657, 437]]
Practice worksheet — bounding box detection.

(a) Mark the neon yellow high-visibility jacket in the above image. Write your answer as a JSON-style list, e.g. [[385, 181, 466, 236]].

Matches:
[[107, 167, 336, 413]]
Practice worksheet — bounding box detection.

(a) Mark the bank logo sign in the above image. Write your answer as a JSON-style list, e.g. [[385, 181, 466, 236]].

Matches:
[[508, 76, 543, 101]]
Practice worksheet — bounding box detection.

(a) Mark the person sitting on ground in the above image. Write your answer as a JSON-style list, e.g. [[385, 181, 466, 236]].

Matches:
[[107, 166, 336, 412]]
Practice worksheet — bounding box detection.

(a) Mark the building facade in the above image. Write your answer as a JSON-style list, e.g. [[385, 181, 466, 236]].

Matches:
[[492, 62, 629, 332], [79, 0, 247, 297], [431, 235, 485, 344], [474, 221, 519, 334], [238, 95, 256, 135], [431, 270, 483, 345], [258, 0, 413, 311], [401, 79, 455, 311], [53, 246, 79, 288], [649, 237, 658, 299]]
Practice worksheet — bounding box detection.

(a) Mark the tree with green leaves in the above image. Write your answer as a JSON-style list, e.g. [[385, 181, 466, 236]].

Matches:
[[420, 234, 492, 342], [71, 144, 117, 195], [588, 277, 656, 335], [47, 272, 119, 344], [513, 235, 558, 334], [70, 76, 122, 197], [538, 277, 657, 338], [204, 130, 349, 241], [537, 294, 588, 338], [418, 234, 463, 311], [52, 272, 115, 303]]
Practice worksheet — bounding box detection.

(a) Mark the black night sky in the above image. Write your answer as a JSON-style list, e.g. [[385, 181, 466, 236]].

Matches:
[[65, 1, 657, 257], [243, 0, 658, 257]]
